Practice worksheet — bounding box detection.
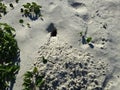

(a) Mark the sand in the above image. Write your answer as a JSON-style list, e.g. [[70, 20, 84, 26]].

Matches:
[[0, 0, 120, 90]]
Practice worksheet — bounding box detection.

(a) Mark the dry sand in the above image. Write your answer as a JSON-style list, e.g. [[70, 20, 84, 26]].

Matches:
[[0, 0, 120, 90]]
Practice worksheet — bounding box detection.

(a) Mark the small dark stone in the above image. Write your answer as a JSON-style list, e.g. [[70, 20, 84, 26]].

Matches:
[[117, 76, 120, 78], [102, 42, 105, 45], [82, 78, 88, 84], [100, 47, 104, 49], [84, 67, 88, 69], [89, 74, 96, 79], [9, 3, 14, 9], [70, 45, 72, 48], [65, 63, 69, 69], [91, 61, 94, 64], [69, 81, 76, 86], [81, 70, 88, 76], [52, 80, 59, 87], [89, 43, 94, 48], [103, 73, 106, 76], [84, 63, 88, 66], [62, 87, 66, 90], [103, 24, 107, 29], [79, 63, 83, 68], [94, 87, 102, 90], [102, 38, 106, 41], [94, 80, 99, 85]]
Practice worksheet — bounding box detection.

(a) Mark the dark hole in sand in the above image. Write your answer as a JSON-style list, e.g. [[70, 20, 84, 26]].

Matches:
[[71, 2, 85, 8], [51, 29, 57, 37], [71, 2, 83, 7], [46, 23, 57, 37]]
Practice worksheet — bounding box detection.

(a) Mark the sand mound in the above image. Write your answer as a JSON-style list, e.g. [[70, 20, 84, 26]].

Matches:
[[34, 37, 112, 90]]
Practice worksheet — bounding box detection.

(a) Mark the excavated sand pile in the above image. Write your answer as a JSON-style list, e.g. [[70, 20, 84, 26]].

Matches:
[[34, 37, 112, 90]]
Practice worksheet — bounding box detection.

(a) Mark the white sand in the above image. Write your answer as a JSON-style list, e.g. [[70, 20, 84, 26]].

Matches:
[[0, 0, 120, 90]]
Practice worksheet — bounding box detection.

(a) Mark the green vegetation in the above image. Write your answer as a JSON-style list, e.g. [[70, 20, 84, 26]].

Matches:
[[0, 2, 7, 15], [19, 19, 24, 23], [21, 2, 42, 19], [23, 67, 45, 90], [0, 23, 20, 89], [15, 0, 19, 3], [80, 31, 92, 44], [86, 37, 92, 43], [19, 19, 24, 26]]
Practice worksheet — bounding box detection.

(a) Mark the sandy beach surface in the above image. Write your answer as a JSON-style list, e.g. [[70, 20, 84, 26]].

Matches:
[[1, 0, 120, 90]]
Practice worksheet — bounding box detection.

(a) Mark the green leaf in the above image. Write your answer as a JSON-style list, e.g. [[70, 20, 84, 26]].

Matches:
[[0, 2, 7, 14], [32, 2, 37, 6], [15, 0, 19, 3], [8, 65, 20, 74], [19, 19, 24, 23], [0, 21, 19, 88], [33, 67, 38, 74], [24, 71, 33, 78], [21, 2, 42, 19], [80, 32, 83, 36], [23, 3, 30, 8], [86, 37, 92, 43], [23, 78, 31, 85], [35, 76, 44, 87]]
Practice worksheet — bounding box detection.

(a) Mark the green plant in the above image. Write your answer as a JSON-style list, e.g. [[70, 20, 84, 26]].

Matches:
[[80, 32, 83, 36], [0, 23, 19, 63], [0, 23, 20, 89], [79, 31, 93, 44], [21, 2, 42, 19], [0, 2, 7, 15], [0, 64, 20, 89], [19, 19, 24, 23], [86, 37, 92, 43], [23, 67, 45, 90], [15, 0, 19, 3]]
